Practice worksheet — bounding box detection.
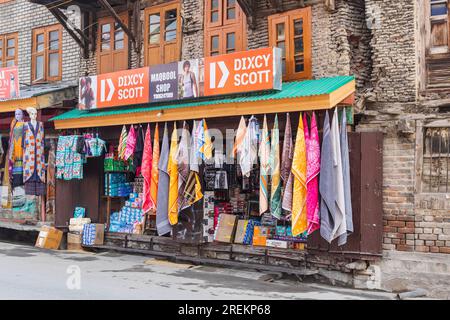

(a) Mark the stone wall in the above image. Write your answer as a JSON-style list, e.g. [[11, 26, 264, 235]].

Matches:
[[0, 0, 80, 84]]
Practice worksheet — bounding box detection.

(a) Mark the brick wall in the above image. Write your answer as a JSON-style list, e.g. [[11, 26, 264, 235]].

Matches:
[[0, 0, 80, 84]]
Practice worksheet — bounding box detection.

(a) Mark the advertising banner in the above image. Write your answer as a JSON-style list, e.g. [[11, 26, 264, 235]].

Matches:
[[0, 66, 20, 100], [79, 47, 281, 110]]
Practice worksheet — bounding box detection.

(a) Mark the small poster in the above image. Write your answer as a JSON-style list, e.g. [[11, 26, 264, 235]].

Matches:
[[78, 75, 97, 109], [178, 59, 204, 99], [0, 66, 20, 100]]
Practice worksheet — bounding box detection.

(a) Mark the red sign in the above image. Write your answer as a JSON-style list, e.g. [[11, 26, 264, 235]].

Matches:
[[0, 66, 20, 100], [204, 47, 282, 96]]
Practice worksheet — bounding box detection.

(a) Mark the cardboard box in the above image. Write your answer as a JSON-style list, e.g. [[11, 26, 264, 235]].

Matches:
[[69, 218, 91, 226], [82, 224, 105, 246], [35, 226, 63, 250], [266, 239, 289, 249], [214, 214, 237, 243]]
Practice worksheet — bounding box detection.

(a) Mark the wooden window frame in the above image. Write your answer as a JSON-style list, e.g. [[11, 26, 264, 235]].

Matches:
[[97, 13, 129, 74], [269, 7, 312, 81], [0, 32, 18, 68], [144, 1, 181, 66], [32, 24, 62, 83], [427, 0, 450, 55], [204, 0, 246, 57]]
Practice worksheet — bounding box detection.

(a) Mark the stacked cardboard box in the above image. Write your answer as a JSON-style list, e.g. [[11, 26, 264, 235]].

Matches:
[[35, 226, 63, 250]]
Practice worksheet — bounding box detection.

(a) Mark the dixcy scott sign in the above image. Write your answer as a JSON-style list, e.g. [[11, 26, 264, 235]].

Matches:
[[78, 47, 281, 110]]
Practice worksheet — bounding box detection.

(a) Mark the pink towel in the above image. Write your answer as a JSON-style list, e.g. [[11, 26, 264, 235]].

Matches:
[[304, 113, 321, 235], [124, 125, 137, 160], [142, 124, 154, 213]]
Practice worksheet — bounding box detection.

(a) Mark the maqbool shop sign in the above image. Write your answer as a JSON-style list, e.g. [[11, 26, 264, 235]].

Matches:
[[79, 47, 281, 110]]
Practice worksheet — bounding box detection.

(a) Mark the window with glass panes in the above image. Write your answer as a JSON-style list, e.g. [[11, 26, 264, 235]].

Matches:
[[32, 25, 62, 82], [0, 33, 18, 68], [204, 0, 246, 56], [144, 2, 181, 66], [429, 0, 449, 54], [269, 7, 311, 80], [97, 14, 129, 74]]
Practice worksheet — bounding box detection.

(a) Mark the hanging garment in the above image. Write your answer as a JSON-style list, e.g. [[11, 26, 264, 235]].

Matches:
[[124, 125, 137, 161], [9, 121, 24, 187], [291, 113, 308, 237], [2, 141, 12, 209], [168, 123, 179, 225], [86, 137, 107, 157], [240, 116, 259, 177], [177, 122, 190, 211], [156, 123, 171, 236], [270, 114, 282, 219], [338, 109, 353, 246], [46, 139, 56, 219], [150, 123, 160, 210], [56, 136, 84, 180], [233, 116, 247, 160], [184, 120, 203, 206], [259, 115, 270, 215], [141, 124, 153, 213], [319, 111, 346, 243], [133, 125, 145, 175], [281, 113, 294, 214], [118, 125, 128, 160], [23, 122, 46, 184], [198, 119, 213, 161], [304, 113, 321, 235]]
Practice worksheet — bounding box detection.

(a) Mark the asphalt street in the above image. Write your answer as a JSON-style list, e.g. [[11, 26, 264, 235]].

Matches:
[[0, 242, 396, 300]]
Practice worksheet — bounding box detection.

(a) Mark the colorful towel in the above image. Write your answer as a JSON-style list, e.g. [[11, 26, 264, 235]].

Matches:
[[156, 123, 171, 236], [304, 113, 321, 235], [240, 116, 259, 177], [199, 119, 213, 161], [291, 113, 308, 236], [281, 113, 294, 213], [184, 120, 203, 206], [168, 122, 179, 225], [124, 125, 136, 161], [233, 116, 247, 159], [177, 122, 190, 211], [118, 125, 128, 160], [141, 124, 153, 213], [338, 109, 353, 246], [259, 115, 270, 215], [270, 115, 282, 219], [150, 123, 160, 210]]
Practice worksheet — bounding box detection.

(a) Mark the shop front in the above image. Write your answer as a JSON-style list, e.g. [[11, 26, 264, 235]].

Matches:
[[51, 48, 383, 282], [0, 68, 77, 231]]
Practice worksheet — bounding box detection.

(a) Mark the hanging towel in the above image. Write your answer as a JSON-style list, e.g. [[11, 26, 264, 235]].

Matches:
[[304, 113, 321, 235], [124, 125, 137, 161], [338, 109, 353, 246], [118, 125, 128, 160], [156, 123, 171, 236], [233, 116, 247, 160], [281, 113, 294, 214], [150, 123, 160, 210], [270, 115, 282, 219], [133, 125, 145, 175], [291, 113, 308, 237], [199, 119, 213, 161], [259, 115, 270, 215], [141, 124, 153, 213], [168, 122, 179, 225], [177, 121, 190, 211], [240, 116, 259, 177], [184, 120, 203, 206]]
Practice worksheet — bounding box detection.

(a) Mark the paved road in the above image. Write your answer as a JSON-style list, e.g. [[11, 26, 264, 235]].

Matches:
[[0, 242, 395, 300]]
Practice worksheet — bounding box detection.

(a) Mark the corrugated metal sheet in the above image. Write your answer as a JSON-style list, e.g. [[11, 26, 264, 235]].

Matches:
[[0, 82, 77, 102], [51, 76, 354, 121]]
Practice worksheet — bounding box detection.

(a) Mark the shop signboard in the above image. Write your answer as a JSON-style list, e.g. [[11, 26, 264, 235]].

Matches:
[[78, 47, 281, 110], [0, 66, 20, 100]]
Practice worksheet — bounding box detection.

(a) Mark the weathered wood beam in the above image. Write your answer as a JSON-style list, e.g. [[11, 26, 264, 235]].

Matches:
[[49, 8, 85, 50], [98, 0, 136, 44]]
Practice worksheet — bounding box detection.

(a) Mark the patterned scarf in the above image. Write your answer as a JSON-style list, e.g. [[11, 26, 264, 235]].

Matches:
[[168, 122, 179, 225], [270, 115, 282, 219], [259, 115, 270, 215]]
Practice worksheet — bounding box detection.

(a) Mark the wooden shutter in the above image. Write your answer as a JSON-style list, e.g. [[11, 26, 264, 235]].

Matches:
[[268, 7, 312, 81], [97, 14, 129, 74], [144, 1, 181, 66], [428, 0, 450, 54]]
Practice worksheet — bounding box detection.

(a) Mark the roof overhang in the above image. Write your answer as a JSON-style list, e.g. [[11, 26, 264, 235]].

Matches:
[[52, 76, 355, 130]]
